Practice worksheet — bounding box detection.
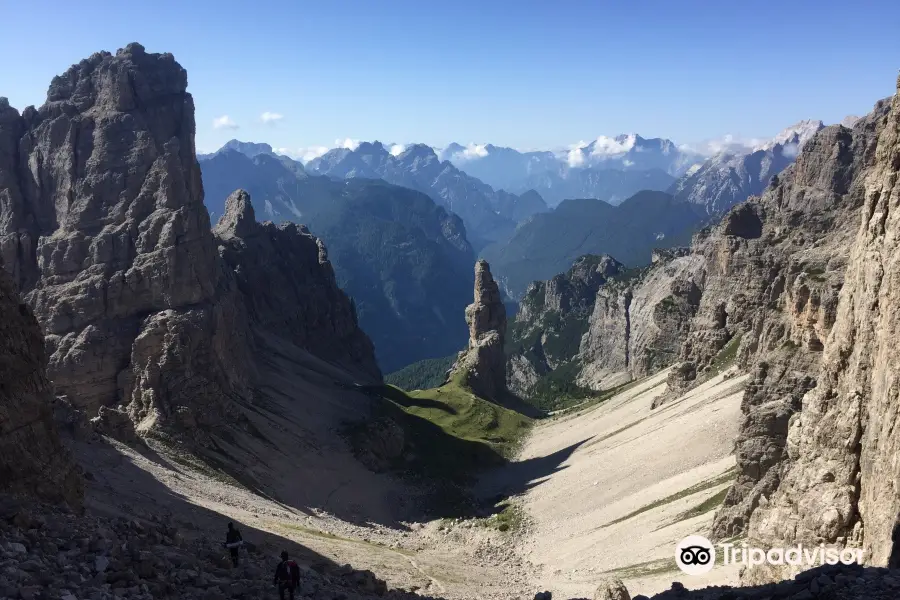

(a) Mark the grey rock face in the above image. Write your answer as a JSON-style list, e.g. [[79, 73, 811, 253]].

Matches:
[[0, 266, 82, 507], [671, 121, 825, 216], [0, 43, 231, 419], [451, 260, 508, 401], [505, 255, 624, 397], [593, 577, 631, 600], [215, 189, 380, 382], [0, 44, 381, 440], [664, 103, 888, 541], [745, 77, 900, 575], [578, 249, 702, 390]]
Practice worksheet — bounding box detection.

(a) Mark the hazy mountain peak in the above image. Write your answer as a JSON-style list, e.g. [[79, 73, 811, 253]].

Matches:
[[756, 119, 824, 152]]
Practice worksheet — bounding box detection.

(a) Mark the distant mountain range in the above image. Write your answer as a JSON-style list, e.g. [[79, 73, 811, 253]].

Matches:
[[437, 135, 703, 207], [204, 120, 832, 305], [305, 142, 547, 248], [669, 120, 826, 215], [199, 149, 474, 372]]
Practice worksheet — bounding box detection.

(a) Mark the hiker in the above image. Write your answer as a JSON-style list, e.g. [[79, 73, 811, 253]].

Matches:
[[273, 550, 301, 600], [225, 522, 243, 567]]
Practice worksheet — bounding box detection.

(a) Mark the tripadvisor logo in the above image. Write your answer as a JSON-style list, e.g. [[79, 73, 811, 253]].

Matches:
[[676, 535, 716, 575], [675, 535, 866, 575]]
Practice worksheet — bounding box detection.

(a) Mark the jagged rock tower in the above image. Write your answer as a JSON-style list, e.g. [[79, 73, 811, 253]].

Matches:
[[449, 259, 508, 401], [0, 44, 380, 441]]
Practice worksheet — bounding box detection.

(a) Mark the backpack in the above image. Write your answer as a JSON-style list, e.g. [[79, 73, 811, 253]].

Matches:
[[280, 560, 297, 583]]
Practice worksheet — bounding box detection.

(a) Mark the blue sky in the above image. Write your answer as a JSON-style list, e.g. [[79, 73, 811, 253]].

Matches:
[[1, 0, 898, 156]]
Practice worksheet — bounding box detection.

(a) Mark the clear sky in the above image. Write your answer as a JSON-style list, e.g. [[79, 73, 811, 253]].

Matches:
[[1, 0, 898, 156]]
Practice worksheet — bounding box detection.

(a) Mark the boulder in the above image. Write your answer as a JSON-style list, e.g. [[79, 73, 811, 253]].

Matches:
[[593, 577, 630, 600]]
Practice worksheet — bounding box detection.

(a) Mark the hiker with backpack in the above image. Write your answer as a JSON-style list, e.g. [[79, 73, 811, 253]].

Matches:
[[273, 551, 301, 600], [224, 522, 243, 567]]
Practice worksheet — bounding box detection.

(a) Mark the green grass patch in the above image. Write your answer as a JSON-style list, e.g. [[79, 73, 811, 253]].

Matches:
[[355, 372, 532, 488], [600, 557, 678, 579], [476, 502, 526, 533], [599, 466, 738, 529], [708, 333, 742, 375], [670, 486, 730, 524], [402, 372, 532, 459]]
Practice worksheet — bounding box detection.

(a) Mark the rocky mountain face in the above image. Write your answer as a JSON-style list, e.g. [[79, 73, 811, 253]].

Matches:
[[481, 191, 703, 300], [505, 255, 625, 402], [742, 76, 900, 578], [0, 44, 380, 439], [201, 149, 475, 373], [306, 141, 547, 247], [198, 138, 277, 161], [670, 121, 825, 215], [505, 249, 704, 406], [0, 267, 83, 507], [578, 248, 704, 390], [448, 260, 509, 402], [214, 190, 380, 380], [657, 105, 889, 545]]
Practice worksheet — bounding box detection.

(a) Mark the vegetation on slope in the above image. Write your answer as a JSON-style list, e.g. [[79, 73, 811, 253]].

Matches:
[[384, 355, 457, 391], [355, 372, 532, 485]]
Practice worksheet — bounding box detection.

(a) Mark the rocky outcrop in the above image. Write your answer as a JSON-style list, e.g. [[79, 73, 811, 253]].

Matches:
[[743, 76, 900, 575], [0, 44, 381, 440], [0, 43, 247, 433], [578, 248, 702, 390], [593, 577, 631, 600], [450, 260, 508, 401], [506, 248, 703, 401], [506, 255, 623, 397], [0, 267, 82, 506], [214, 189, 380, 381], [663, 102, 889, 540]]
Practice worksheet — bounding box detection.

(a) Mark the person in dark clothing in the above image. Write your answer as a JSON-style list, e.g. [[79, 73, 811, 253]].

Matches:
[[225, 522, 243, 567], [273, 551, 301, 600]]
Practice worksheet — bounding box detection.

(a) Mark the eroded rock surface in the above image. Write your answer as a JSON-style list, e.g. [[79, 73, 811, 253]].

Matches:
[[0, 44, 380, 441], [450, 260, 509, 401], [215, 189, 380, 382], [0, 267, 82, 507], [745, 75, 900, 575]]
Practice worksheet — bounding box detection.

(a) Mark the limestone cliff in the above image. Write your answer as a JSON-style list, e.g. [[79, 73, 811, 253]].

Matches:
[[578, 248, 703, 390], [450, 260, 509, 402], [506, 249, 702, 405], [0, 266, 82, 506], [745, 76, 900, 573], [214, 189, 380, 382], [668, 103, 889, 539], [505, 255, 624, 401], [0, 44, 381, 440]]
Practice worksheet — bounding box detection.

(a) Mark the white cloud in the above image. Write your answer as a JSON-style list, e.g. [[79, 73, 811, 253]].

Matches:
[[268, 146, 331, 163], [781, 142, 800, 159], [564, 141, 589, 167], [212, 115, 238, 130], [260, 111, 284, 124], [462, 143, 489, 159], [300, 146, 330, 162], [336, 138, 360, 150], [622, 159, 635, 167], [590, 134, 636, 156], [390, 144, 406, 157], [680, 134, 765, 157]]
